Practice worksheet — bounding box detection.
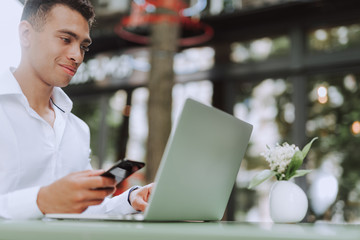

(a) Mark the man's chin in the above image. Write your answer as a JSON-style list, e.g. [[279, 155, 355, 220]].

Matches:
[[52, 78, 72, 88]]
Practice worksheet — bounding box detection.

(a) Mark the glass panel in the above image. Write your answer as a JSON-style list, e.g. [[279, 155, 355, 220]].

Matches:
[[71, 92, 128, 169], [71, 46, 214, 86], [208, 0, 301, 16], [307, 73, 360, 223], [233, 74, 360, 224], [230, 36, 290, 63], [126, 80, 214, 163], [308, 23, 360, 53], [174, 47, 215, 75], [92, 0, 130, 15], [233, 78, 293, 222]]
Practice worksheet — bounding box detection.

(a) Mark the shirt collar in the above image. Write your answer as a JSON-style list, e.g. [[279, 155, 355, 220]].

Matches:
[[51, 87, 73, 114], [0, 67, 24, 96], [0, 67, 73, 114]]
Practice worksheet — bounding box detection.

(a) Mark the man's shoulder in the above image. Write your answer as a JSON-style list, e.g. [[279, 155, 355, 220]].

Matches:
[[67, 112, 90, 134], [0, 68, 23, 97]]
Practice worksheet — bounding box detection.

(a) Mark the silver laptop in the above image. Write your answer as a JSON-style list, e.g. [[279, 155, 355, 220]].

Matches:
[[45, 98, 253, 222]]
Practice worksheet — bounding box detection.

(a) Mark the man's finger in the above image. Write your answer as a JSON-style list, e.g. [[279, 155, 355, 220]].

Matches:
[[88, 187, 115, 199], [143, 183, 154, 201], [87, 169, 106, 176], [133, 198, 148, 212], [81, 176, 116, 189], [72, 169, 102, 177]]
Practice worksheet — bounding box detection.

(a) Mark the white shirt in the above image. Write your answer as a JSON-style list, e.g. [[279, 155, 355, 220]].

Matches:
[[0, 68, 136, 219]]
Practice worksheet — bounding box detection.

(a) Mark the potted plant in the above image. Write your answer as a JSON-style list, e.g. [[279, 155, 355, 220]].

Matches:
[[249, 137, 318, 223]]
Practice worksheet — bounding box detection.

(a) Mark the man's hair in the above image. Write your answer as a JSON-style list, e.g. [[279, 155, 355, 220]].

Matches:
[[21, 0, 95, 31]]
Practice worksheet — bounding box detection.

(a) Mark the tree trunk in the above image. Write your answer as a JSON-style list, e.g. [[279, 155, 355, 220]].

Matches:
[[146, 3, 180, 183]]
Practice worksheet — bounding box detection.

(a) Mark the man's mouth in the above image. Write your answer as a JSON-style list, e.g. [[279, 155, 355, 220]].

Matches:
[[59, 64, 77, 76]]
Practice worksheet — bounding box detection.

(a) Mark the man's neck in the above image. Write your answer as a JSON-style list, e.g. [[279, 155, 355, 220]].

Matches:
[[13, 65, 56, 127]]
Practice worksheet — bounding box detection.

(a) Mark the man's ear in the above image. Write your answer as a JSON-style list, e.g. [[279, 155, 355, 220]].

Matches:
[[18, 20, 32, 48]]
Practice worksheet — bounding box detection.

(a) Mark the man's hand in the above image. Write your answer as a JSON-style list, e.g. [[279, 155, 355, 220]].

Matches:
[[129, 183, 154, 212], [37, 170, 116, 214]]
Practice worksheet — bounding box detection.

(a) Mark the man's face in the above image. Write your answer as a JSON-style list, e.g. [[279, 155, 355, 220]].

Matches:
[[27, 4, 91, 88]]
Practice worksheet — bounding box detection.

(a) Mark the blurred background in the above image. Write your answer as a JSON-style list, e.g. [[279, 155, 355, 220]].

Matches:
[[1, 0, 360, 223]]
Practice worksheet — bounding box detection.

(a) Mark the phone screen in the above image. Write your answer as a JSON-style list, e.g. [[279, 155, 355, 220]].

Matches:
[[101, 159, 145, 184]]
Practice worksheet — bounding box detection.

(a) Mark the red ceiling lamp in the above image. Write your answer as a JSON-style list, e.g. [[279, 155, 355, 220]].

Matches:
[[114, 0, 214, 47]]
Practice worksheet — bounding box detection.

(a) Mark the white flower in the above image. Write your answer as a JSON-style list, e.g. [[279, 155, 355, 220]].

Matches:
[[261, 142, 299, 174], [249, 137, 317, 189]]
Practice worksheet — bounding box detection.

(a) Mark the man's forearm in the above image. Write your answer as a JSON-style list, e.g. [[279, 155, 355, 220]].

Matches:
[[0, 186, 43, 219]]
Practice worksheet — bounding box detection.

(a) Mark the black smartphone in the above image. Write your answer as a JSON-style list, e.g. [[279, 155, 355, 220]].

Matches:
[[101, 159, 145, 184]]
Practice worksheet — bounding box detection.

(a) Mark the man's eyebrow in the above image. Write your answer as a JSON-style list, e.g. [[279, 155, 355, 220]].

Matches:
[[58, 29, 92, 44]]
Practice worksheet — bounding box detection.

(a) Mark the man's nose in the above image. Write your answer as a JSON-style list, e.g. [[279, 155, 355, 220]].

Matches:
[[68, 44, 83, 64]]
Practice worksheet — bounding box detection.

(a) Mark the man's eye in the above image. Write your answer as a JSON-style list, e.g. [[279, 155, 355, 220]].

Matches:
[[81, 45, 90, 52], [61, 37, 70, 43]]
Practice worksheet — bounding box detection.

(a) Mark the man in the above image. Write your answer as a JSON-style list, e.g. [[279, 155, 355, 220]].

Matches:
[[0, 0, 152, 219]]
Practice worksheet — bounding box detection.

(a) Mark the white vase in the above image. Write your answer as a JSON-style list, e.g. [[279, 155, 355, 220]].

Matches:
[[269, 181, 308, 223]]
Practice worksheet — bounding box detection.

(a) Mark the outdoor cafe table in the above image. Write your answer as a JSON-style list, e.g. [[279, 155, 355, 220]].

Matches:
[[0, 218, 359, 240]]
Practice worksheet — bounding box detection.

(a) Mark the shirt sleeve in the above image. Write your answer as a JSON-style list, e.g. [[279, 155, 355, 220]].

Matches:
[[82, 188, 138, 215], [0, 186, 44, 219]]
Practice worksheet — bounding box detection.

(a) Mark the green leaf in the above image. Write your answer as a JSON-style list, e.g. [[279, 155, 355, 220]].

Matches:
[[289, 170, 312, 180], [285, 151, 304, 180], [302, 137, 318, 158], [248, 170, 276, 189]]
